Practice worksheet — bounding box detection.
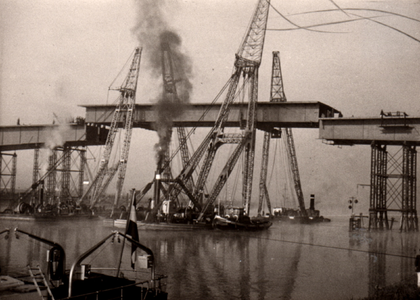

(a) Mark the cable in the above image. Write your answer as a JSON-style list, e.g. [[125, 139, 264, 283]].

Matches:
[[239, 231, 417, 260], [267, 16, 383, 32], [284, 8, 420, 44], [108, 48, 137, 91], [268, 1, 337, 33]]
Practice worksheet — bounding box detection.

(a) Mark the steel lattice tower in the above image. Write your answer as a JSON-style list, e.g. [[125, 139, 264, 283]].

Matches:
[[0, 152, 17, 206], [369, 143, 418, 231]]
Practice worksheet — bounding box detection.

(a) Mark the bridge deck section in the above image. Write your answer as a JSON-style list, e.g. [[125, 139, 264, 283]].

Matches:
[[0, 124, 107, 151], [0, 101, 340, 151], [319, 117, 420, 146], [82, 101, 341, 130]]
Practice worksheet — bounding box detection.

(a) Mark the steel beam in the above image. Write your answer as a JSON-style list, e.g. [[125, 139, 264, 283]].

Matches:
[[320, 116, 420, 145], [0, 124, 108, 151], [83, 102, 341, 130]]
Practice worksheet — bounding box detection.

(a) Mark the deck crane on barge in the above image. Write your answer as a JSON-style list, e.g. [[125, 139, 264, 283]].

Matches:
[[258, 51, 308, 218], [150, 41, 197, 214], [78, 48, 142, 217], [150, 0, 272, 222], [160, 42, 195, 197]]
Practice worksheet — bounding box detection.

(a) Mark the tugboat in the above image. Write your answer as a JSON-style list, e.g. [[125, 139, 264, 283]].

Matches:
[[212, 207, 272, 230], [272, 195, 330, 224]]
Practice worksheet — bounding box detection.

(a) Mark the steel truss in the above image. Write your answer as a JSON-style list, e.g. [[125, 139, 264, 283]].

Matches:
[[42, 147, 86, 205], [0, 152, 17, 205], [369, 143, 418, 231]]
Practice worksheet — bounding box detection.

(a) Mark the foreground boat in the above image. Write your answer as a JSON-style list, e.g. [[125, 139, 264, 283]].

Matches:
[[0, 228, 168, 300]]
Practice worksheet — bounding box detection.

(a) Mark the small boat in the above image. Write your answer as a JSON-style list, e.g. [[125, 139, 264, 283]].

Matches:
[[0, 227, 168, 300], [272, 207, 331, 223], [212, 207, 272, 230], [107, 218, 213, 231]]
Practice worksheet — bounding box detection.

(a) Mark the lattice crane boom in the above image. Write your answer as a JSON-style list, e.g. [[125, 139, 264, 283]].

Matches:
[[159, 43, 197, 203], [258, 51, 307, 217], [258, 51, 286, 215], [284, 127, 307, 216], [194, 0, 270, 221], [110, 47, 142, 215], [79, 47, 142, 211]]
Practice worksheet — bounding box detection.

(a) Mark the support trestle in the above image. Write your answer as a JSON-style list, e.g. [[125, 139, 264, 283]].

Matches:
[[369, 143, 418, 231], [0, 152, 17, 208]]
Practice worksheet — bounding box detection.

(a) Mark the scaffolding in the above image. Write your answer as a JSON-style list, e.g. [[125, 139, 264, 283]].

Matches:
[[369, 143, 418, 231], [0, 152, 17, 207], [41, 147, 86, 206]]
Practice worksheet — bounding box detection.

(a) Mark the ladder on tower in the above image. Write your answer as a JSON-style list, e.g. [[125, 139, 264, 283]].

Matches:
[[27, 265, 55, 300]]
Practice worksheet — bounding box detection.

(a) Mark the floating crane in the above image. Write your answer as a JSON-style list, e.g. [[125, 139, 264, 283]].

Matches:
[[196, 0, 271, 220], [258, 51, 307, 217], [161, 42, 194, 191], [155, 0, 271, 221], [78, 48, 142, 215]]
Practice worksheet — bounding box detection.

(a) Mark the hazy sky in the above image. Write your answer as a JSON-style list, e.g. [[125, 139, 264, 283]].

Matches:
[[1, 0, 419, 215]]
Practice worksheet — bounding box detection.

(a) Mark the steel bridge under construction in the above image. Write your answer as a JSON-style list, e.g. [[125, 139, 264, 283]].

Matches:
[[1, 104, 420, 231]]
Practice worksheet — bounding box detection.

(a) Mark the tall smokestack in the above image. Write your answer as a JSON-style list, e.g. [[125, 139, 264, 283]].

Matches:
[[310, 194, 315, 210], [153, 157, 163, 207]]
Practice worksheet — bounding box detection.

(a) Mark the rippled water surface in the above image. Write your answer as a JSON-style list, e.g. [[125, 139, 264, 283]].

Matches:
[[1, 216, 419, 299]]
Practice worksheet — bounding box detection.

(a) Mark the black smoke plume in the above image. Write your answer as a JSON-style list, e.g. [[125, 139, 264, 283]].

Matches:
[[132, 0, 193, 163]]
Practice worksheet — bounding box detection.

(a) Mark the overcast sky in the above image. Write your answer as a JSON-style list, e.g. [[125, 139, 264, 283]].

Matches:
[[1, 0, 419, 215]]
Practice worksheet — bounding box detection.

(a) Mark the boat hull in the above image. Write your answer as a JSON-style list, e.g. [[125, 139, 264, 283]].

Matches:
[[212, 215, 272, 231], [106, 219, 213, 231], [0, 213, 98, 222], [273, 215, 331, 224]]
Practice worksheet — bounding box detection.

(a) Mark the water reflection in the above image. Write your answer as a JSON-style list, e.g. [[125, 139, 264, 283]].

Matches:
[[1, 218, 419, 299], [365, 230, 419, 297], [368, 233, 388, 296]]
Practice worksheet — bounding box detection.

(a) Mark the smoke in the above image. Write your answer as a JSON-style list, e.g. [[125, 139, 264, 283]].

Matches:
[[132, 0, 193, 163], [40, 122, 71, 175]]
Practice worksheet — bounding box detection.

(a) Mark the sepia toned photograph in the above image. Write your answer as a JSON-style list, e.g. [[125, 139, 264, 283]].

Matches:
[[0, 0, 419, 299]]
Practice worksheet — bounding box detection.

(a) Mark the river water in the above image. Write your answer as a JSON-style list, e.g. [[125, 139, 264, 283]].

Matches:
[[0, 216, 418, 300]]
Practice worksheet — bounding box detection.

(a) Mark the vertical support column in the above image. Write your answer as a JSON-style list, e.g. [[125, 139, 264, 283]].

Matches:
[[369, 144, 388, 230], [0, 152, 17, 207], [11, 153, 17, 203], [378, 145, 389, 229], [400, 145, 418, 232], [78, 148, 86, 199], [369, 144, 378, 230], [401, 146, 408, 231], [61, 147, 71, 202], [46, 150, 57, 205], [32, 148, 40, 204]]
